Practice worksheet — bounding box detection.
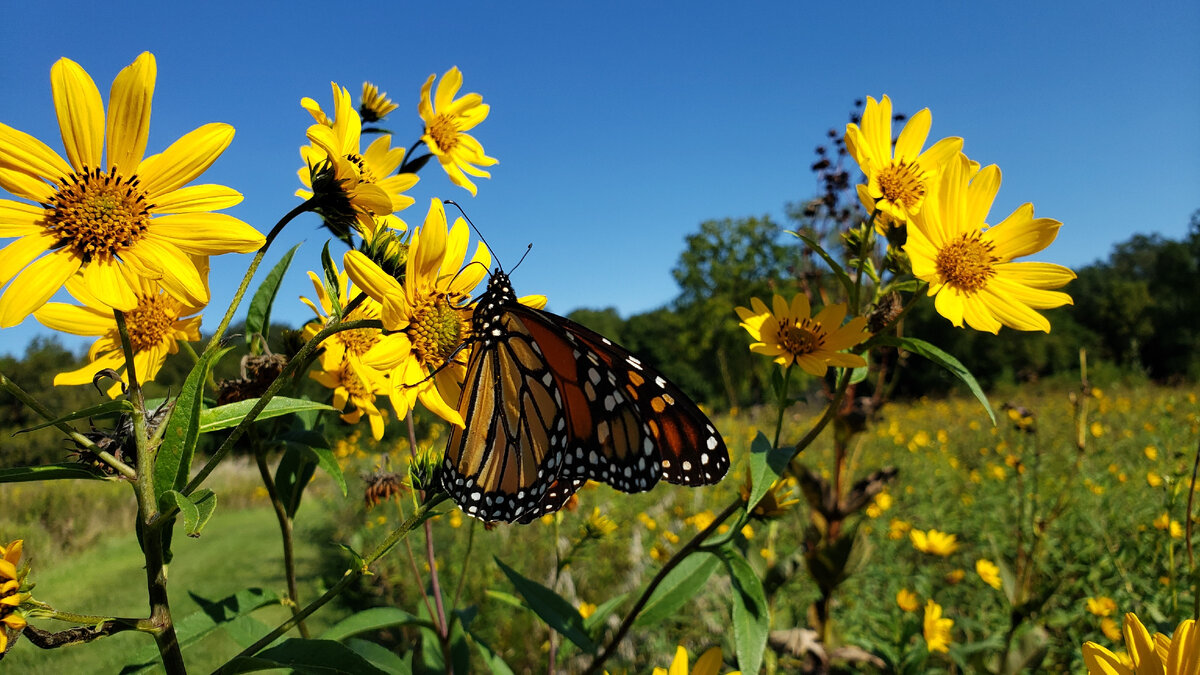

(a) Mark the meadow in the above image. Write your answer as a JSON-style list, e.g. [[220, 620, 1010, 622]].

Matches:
[[6, 373, 1197, 672]]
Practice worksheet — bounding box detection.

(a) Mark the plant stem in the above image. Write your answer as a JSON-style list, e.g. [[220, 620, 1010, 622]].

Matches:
[[772, 364, 794, 450], [253, 446, 310, 638], [406, 409, 452, 668]]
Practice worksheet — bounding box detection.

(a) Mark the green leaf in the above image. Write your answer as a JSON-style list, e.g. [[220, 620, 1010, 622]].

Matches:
[[275, 444, 318, 519], [321, 241, 343, 319], [789, 230, 854, 298], [16, 399, 133, 434], [746, 431, 791, 515], [155, 346, 231, 498], [583, 593, 628, 634], [223, 638, 389, 674], [720, 545, 769, 675], [189, 488, 217, 536], [321, 607, 429, 642], [494, 557, 596, 652], [0, 463, 109, 483], [484, 590, 526, 610], [283, 429, 347, 497], [346, 638, 412, 674], [467, 629, 515, 675], [848, 365, 870, 385], [158, 490, 200, 535], [875, 336, 996, 424], [635, 551, 721, 627], [246, 242, 301, 348], [199, 397, 337, 433]]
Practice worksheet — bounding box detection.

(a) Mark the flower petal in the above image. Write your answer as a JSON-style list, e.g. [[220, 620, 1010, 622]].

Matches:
[[0, 166, 56, 203], [124, 238, 207, 306], [0, 122, 73, 181], [72, 259, 139, 311], [0, 249, 81, 327], [151, 184, 243, 213], [137, 123, 234, 198], [0, 199, 46, 236], [894, 108, 932, 163], [106, 52, 155, 175], [51, 57, 104, 171], [0, 234, 54, 287], [147, 213, 264, 254]]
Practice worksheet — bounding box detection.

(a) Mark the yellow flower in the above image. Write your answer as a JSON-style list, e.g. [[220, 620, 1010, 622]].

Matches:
[[419, 67, 498, 196], [1169, 520, 1184, 539], [739, 474, 799, 519], [1154, 512, 1171, 530], [945, 569, 966, 585], [905, 154, 1075, 333], [300, 262, 394, 440], [343, 198, 501, 426], [866, 491, 893, 518], [896, 589, 919, 612], [0, 539, 28, 654], [1147, 471, 1164, 488], [638, 512, 659, 531], [1086, 596, 1117, 617], [1100, 617, 1123, 641], [1144, 445, 1158, 461], [923, 599, 953, 654], [583, 507, 618, 538], [653, 645, 741, 675], [298, 83, 418, 235], [359, 82, 399, 123], [1082, 614, 1199, 674], [975, 559, 1002, 590], [844, 95, 963, 223], [735, 294, 868, 376], [910, 529, 959, 556], [578, 601, 597, 620], [0, 53, 263, 327], [888, 518, 911, 540], [35, 263, 206, 398]]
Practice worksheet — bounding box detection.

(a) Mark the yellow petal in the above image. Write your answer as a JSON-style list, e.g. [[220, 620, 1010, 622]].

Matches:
[[434, 67, 464, 112], [692, 646, 724, 675], [344, 250, 404, 304], [106, 52, 155, 175], [51, 57, 104, 171], [0, 122, 73, 182], [0, 199, 47, 236], [667, 645, 690, 675], [124, 238, 207, 306], [0, 166, 57, 203], [137, 123, 234, 198], [987, 208, 1063, 261], [0, 234, 53, 287], [964, 164, 1001, 230], [894, 108, 931, 163], [73, 260, 139, 311], [152, 184, 243, 213], [147, 213, 264, 254], [1, 250, 81, 327]]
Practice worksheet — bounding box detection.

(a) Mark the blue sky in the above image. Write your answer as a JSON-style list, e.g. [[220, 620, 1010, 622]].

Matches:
[[1, 1, 1197, 357]]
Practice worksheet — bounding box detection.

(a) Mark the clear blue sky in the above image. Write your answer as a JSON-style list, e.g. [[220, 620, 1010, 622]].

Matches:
[[1, 0, 1197, 357]]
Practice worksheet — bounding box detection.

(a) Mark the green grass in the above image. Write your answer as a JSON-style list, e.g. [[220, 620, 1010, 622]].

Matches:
[[5, 503, 348, 674]]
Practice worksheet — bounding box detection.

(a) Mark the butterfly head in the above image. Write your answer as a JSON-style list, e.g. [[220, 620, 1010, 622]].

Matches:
[[471, 271, 521, 346]]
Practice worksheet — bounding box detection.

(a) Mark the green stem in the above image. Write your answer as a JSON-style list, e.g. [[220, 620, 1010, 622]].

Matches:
[[450, 520, 477, 612], [201, 198, 315, 359], [0, 370, 136, 479], [851, 209, 880, 314], [176, 318, 381, 502], [253, 446, 310, 638], [772, 363, 794, 449]]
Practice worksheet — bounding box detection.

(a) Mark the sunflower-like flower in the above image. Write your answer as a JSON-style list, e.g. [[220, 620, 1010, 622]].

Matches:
[[923, 599, 954, 653], [653, 645, 740, 675], [1083, 613, 1198, 674], [34, 262, 207, 398], [896, 589, 920, 613], [975, 558, 1003, 590], [845, 95, 963, 223], [419, 67, 498, 196], [736, 294, 868, 376], [739, 474, 800, 519], [905, 154, 1075, 333], [0, 53, 264, 327], [300, 262, 394, 440], [359, 82, 398, 123], [0, 539, 29, 654], [297, 83, 418, 237], [910, 528, 959, 556]]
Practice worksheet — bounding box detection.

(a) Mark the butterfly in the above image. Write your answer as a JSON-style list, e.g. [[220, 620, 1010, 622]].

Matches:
[[441, 270, 730, 523]]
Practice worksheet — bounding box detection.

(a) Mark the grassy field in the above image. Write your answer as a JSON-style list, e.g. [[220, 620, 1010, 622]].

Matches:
[[3, 377, 1198, 672]]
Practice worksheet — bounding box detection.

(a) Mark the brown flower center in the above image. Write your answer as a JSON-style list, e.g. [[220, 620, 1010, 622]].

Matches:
[[343, 153, 378, 184], [427, 114, 460, 153], [936, 232, 998, 293], [340, 307, 381, 356], [123, 295, 175, 352], [337, 362, 373, 400], [44, 167, 152, 263], [409, 295, 466, 367], [876, 160, 926, 211], [778, 319, 826, 357]]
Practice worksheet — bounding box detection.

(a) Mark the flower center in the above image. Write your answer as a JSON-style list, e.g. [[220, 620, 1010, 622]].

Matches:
[[876, 160, 926, 211], [44, 167, 152, 263], [340, 307, 381, 356], [427, 114, 460, 153], [409, 296, 466, 367], [343, 153, 378, 184], [935, 232, 998, 293], [123, 295, 175, 352], [778, 319, 825, 357], [337, 362, 373, 400]]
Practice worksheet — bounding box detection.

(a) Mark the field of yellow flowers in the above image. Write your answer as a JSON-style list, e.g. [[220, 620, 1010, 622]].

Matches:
[[307, 375, 1199, 672]]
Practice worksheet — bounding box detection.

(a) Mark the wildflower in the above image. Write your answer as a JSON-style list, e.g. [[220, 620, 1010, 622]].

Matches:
[[735, 294, 868, 376], [888, 518, 911, 540], [1169, 520, 1184, 539], [638, 512, 659, 531], [653, 645, 740, 675], [578, 602, 597, 620], [1154, 512, 1171, 531], [35, 264, 206, 397], [844, 95, 963, 223], [976, 559, 1002, 590], [739, 475, 799, 519], [1091, 422, 1105, 437], [342, 199, 492, 426], [896, 589, 920, 612], [1086, 596, 1118, 617], [945, 569, 966, 585], [866, 491, 893, 518], [419, 67, 498, 196], [923, 599, 953, 654], [0, 53, 263, 327], [359, 82, 399, 123], [0, 539, 28, 654], [1147, 471, 1164, 488], [1144, 446, 1158, 461], [1082, 613, 1198, 674], [582, 507, 618, 538], [298, 83, 417, 237], [1100, 617, 1122, 641], [363, 468, 406, 508], [905, 154, 1075, 333], [910, 529, 959, 556]]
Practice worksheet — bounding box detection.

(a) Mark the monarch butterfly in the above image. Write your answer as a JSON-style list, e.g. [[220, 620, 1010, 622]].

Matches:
[[441, 270, 730, 523]]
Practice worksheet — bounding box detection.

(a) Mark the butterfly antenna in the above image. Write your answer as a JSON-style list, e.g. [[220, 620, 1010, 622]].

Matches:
[[511, 243, 533, 274], [444, 200, 503, 272]]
